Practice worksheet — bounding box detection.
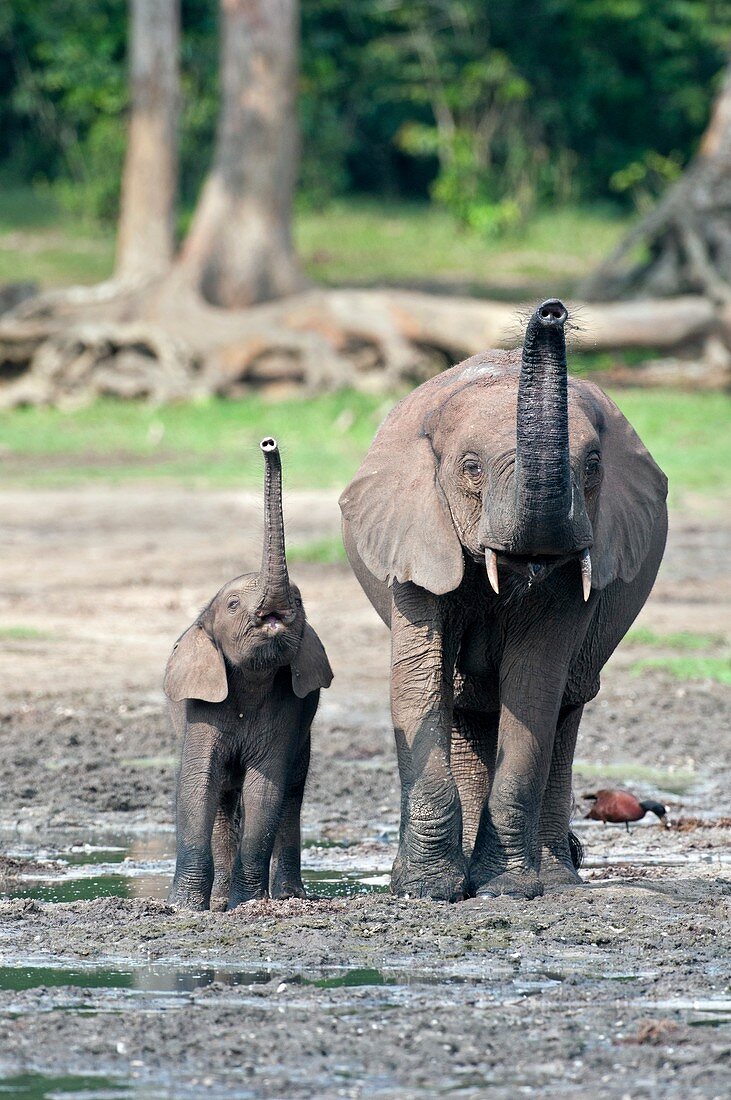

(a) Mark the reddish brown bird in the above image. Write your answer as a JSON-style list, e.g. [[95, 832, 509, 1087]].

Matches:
[[584, 790, 667, 831]]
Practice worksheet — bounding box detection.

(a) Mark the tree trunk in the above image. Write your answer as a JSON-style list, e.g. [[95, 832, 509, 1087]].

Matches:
[[115, 0, 180, 282], [173, 0, 305, 308], [582, 57, 731, 303]]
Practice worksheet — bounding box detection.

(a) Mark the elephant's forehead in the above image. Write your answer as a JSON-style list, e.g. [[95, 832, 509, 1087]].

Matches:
[[217, 573, 259, 597], [428, 380, 597, 450]]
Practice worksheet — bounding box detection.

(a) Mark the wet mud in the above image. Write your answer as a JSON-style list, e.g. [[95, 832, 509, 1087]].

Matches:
[[0, 488, 729, 1097]]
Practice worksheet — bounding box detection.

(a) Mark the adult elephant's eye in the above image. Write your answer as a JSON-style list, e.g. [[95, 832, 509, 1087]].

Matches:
[[585, 452, 601, 482], [227, 596, 240, 612], [463, 457, 483, 478]]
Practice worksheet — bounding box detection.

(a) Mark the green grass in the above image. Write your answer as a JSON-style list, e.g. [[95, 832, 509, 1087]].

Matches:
[[288, 536, 348, 564], [630, 655, 731, 686], [606, 389, 731, 506], [0, 187, 114, 288], [624, 629, 730, 683], [0, 387, 727, 500], [0, 187, 630, 294], [625, 627, 725, 650], [297, 199, 630, 297], [0, 392, 395, 489], [0, 625, 53, 641], [120, 755, 176, 769]]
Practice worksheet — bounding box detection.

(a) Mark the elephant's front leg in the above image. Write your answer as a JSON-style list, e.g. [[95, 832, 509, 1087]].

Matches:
[[390, 582, 467, 902], [269, 774, 307, 900], [169, 718, 223, 911], [470, 641, 573, 898], [469, 706, 554, 899], [228, 762, 288, 908], [270, 728, 311, 899], [538, 703, 584, 889]]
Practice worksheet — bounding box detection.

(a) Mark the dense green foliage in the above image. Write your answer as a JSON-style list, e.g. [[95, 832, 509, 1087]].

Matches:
[[0, 1, 727, 227]]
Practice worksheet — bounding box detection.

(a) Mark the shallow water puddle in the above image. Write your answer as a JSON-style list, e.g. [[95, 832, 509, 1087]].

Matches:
[[8, 875, 137, 904], [303, 870, 390, 897], [0, 964, 273, 994], [584, 851, 731, 868], [6, 867, 390, 904], [0, 960, 563, 1009], [0, 1072, 129, 1099], [8, 847, 724, 906], [3, 831, 391, 904], [633, 998, 731, 1030]]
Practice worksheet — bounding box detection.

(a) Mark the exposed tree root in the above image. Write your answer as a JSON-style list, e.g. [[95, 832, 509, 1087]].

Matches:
[[0, 320, 198, 408], [582, 64, 731, 303], [0, 282, 726, 407]]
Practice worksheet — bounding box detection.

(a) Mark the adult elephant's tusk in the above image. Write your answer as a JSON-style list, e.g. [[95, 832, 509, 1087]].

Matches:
[[580, 548, 592, 602], [485, 549, 500, 595]]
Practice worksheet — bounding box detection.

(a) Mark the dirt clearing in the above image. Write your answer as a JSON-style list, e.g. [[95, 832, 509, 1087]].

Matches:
[[0, 486, 729, 1097]]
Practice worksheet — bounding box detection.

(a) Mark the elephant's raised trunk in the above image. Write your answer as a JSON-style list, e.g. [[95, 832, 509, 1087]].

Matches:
[[513, 299, 574, 553], [256, 438, 295, 618]]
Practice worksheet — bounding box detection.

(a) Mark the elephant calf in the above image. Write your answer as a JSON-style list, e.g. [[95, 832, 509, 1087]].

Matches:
[[164, 438, 332, 910]]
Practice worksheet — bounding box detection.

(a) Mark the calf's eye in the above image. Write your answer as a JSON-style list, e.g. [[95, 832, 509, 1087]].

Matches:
[[463, 458, 483, 478], [227, 596, 240, 612]]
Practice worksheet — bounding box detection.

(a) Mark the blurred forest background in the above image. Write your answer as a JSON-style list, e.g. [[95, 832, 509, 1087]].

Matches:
[[1, 0, 727, 235], [0, 0, 729, 506]]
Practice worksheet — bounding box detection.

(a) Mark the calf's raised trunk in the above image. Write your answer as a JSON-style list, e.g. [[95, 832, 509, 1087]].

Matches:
[[257, 438, 295, 618]]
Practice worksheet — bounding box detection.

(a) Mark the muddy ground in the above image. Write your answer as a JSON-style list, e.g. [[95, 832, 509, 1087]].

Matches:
[[0, 486, 729, 1098]]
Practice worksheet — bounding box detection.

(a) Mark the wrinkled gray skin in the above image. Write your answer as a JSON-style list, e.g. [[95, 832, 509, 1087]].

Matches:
[[165, 439, 333, 910], [340, 300, 667, 903]]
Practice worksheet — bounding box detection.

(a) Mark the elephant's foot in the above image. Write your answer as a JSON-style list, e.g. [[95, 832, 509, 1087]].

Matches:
[[539, 845, 584, 891], [392, 783, 468, 901], [168, 883, 210, 911], [391, 847, 468, 902], [473, 870, 544, 900], [210, 875, 232, 912], [271, 878, 306, 900], [169, 850, 214, 910], [227, 886, 268, 910]]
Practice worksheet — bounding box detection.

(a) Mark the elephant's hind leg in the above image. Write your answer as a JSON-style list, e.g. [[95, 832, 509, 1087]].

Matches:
[[210, 789, 240, 911], [538, 704, 584, 889], [451, 709, 498, 862]]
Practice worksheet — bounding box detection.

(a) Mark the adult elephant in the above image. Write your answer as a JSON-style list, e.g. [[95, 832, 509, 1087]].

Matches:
[[340, 300, 667, 902]]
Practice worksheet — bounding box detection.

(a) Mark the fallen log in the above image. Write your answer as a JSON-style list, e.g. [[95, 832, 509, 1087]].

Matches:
[[0, 286, 725, 406]]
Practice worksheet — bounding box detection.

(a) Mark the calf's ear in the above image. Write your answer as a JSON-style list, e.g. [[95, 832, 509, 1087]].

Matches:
[[163, 624, 228, 703], [291, 622, 333, 699]]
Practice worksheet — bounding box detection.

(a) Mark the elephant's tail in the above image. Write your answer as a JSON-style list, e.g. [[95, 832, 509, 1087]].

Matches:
[[568, 830, 584, 870]]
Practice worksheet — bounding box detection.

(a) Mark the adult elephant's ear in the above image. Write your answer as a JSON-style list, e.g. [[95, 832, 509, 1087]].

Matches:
[[163, 624, 228, 703], [339, 395, 464, 596], [291, 622, 333, 699], [582, 383, 668, 590]]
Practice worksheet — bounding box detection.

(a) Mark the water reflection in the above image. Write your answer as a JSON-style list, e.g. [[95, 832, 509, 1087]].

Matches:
[[0, 1072, 129, 1098]]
